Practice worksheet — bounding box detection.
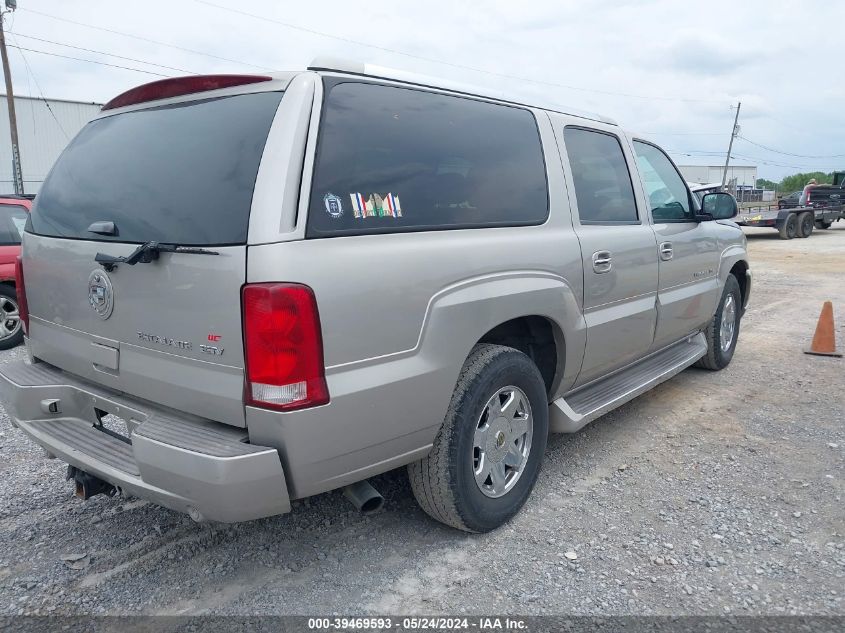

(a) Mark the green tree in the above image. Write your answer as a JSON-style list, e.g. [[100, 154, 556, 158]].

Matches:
[[756, 178, 777, 190], [779, 171, 833, 194]]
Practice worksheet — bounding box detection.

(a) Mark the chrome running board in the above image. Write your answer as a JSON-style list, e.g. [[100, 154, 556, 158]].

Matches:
[[549, 333, 707, 433]]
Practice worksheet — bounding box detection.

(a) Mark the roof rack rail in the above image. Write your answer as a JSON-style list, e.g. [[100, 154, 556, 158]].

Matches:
[[308, 57, 616, 126]]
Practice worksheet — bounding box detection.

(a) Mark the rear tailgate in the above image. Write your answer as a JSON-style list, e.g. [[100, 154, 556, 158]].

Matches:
[[23, 87, 286, 427]]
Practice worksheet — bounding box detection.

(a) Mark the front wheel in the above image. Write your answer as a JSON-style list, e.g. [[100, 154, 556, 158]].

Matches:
[[696, 275, 742, 371], [0, 285, 24, 350], [408, 344, 548, 532]]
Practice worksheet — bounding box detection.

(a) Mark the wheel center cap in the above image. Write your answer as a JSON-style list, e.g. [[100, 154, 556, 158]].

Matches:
[[485, 417, 511, 463]]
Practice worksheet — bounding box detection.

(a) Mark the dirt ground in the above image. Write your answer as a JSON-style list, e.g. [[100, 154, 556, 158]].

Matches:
[[0, 223, 843, 616]]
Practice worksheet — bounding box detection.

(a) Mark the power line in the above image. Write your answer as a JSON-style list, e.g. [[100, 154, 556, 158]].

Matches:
[[737, 135, 845, 159], [730, 151, 835, 171], [7, 33, 69, 140], [642, 131, 724, 136], [7, 45, 172, 77], [192, 0, 728, 105], [13, 33, 200, 75], [19, 7, 272, 71]]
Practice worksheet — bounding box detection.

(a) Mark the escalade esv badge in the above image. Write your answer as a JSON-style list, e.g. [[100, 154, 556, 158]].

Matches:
[[88, 269, 114, 320]]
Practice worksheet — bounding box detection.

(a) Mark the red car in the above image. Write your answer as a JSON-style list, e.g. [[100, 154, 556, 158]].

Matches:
[[0, 195, 32, 349]]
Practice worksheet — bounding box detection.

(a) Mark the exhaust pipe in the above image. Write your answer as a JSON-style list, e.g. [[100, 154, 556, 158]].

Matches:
[[343, 479, 384, 514], [67, 466, 116, 500]]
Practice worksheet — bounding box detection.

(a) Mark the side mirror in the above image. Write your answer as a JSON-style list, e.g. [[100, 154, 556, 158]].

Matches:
[[701, 192, 738, 220]]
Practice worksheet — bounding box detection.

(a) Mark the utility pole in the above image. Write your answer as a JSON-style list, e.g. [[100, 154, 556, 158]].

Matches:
[[0, 0, 23, 195], [720, 101, 741, 191]]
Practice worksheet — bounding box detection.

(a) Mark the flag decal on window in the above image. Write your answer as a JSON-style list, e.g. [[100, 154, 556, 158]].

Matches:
[[349, 193, 403, 219]]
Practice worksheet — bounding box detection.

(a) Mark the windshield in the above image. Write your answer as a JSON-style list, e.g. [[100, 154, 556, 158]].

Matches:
[[30, 91, 283, 245]]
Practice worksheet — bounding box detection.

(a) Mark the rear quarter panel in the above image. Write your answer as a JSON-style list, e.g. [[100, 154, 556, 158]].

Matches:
[[245, 101, 587, 497]]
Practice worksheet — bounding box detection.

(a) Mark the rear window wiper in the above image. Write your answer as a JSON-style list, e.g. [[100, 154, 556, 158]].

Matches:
[[95, 241, 219, 271]]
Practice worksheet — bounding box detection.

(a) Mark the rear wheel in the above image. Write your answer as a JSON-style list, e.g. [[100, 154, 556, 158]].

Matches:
[[0, 285, 23, 350], [815, 220, 832, 230], [695, 275, 742, 371], [796, 211, 814, 238], [778, 213, 798, 240], [408, 344, 548, 532]]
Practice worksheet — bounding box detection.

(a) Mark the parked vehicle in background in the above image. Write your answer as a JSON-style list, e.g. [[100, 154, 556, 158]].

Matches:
[[777, 191, 801, 210], [737, 201, 843, 238], [0, 195, 33, 350], [0, 61, 749, 532], [804, 172, 845, 220], [689, 182, 725, 205]]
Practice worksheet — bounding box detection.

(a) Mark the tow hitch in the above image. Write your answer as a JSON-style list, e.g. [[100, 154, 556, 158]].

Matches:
[[66, 466, 116, 500]]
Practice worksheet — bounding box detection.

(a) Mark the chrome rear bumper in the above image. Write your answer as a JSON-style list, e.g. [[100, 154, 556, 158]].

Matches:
[[0, 359, 290, 522]]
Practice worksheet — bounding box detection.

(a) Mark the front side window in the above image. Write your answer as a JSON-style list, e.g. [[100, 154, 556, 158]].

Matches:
[[633, 141, 694, 221], [307, 81, 548, 237], [0, 204, 28, 245], [563, 127, 638, 224]]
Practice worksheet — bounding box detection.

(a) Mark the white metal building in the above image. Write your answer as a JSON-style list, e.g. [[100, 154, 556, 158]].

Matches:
[[678, 164, 758, 188], [0, 94, 101, 194]]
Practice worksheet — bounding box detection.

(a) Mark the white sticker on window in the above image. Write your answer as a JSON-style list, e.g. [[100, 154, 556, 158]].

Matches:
[[323, 193, 343, 218]]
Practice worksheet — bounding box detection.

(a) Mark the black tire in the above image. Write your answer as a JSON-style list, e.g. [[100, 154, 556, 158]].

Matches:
[[796, 211, 814, 238], [0, 285, 24, 350], [695, 275, 741, 371], [408, 344, 548, 532], [778, 213, 798, 239], [815, 220, 832, 230]]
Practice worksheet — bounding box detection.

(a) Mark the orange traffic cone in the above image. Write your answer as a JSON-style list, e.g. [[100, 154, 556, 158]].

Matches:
[[804, 301, 842, 357]]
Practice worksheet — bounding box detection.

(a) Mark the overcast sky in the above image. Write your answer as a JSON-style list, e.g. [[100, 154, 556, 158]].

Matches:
[[4, 0, 842, 181]]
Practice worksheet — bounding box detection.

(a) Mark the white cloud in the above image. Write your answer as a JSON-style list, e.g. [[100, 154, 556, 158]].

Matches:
[[5, 0, 842, 179]]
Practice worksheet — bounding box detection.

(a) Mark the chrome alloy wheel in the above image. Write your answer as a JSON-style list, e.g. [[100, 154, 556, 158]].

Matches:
[[0, 295, 21, 341], [472, 385, 533, 498], [720, 293, 737, 352]]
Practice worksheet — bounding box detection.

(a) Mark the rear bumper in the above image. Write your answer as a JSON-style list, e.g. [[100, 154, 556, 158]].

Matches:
[[0, 359, 290, 522]]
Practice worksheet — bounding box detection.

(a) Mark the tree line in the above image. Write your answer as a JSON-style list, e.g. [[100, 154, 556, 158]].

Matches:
[[756, 171, 838, 194]]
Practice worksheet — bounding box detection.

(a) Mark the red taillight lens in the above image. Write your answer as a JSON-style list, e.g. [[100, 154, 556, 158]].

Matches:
[[242, 283, 329, 412], [102, 75, 273, 110], [14, 256, 28, 335]]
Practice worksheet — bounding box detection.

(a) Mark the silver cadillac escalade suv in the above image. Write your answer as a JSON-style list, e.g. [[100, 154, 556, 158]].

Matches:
[[0, 59, 750, 532]]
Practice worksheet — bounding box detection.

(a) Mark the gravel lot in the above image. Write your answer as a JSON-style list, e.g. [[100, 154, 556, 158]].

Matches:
[[1, 224, 843, 616]]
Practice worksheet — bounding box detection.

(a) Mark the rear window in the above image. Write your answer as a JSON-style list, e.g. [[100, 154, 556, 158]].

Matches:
[[0, 204, 28, 245], [29, 91, 284, 245], [307, 81, 548, 237]]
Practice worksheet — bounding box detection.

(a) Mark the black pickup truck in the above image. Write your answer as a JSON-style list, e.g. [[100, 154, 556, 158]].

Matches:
[[805, 171, 845, 215], [735, 171, 844, 238]]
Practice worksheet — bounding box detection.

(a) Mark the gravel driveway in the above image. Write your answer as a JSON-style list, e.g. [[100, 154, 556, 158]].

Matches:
[[1, 225, 843, 616]]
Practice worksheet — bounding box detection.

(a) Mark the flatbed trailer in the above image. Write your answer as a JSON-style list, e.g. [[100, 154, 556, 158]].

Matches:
[[736, 204, 843, 239]]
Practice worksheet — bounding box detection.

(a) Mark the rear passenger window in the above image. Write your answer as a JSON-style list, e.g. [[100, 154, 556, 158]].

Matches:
[[307, 81, 548, 237], [563, 127, 638, 224]]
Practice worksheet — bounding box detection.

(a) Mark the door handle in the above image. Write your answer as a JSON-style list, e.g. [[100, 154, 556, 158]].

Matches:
[[592, 250, 612, 273], [659, 242, 673, 261]]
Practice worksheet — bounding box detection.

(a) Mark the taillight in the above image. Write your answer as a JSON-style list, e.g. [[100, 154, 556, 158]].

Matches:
[[242, 283, 329, 412], [14, 256, 28, 335]]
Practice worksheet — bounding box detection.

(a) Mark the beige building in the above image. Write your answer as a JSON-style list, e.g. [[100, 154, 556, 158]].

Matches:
[[678, 164, 758, 188]]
